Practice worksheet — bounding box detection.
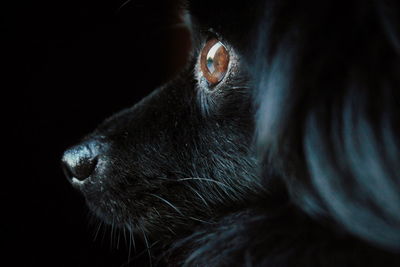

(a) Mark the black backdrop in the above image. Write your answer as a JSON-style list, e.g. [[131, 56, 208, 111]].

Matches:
[[4, 0, 176, 266]]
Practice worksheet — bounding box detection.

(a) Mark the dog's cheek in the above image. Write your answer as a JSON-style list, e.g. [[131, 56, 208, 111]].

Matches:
[[78, 55, 258, 232]]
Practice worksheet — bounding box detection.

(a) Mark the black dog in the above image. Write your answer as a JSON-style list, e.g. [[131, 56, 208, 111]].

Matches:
[[62, 0, 400, 266]]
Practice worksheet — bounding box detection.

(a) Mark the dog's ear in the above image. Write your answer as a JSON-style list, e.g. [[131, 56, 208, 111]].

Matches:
[[153, 0, 193, 82], [118, 0, 192, 83], [161, 9, 192, 81], [254, 1, 400, 250]]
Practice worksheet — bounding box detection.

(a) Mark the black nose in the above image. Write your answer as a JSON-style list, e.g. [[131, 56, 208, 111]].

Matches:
[[62, 140, 100, 182]]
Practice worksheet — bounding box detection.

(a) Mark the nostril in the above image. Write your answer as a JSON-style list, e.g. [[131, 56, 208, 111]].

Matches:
[[61, 142, 100, 182], [62, 155, 98, 181], [75, 156, 98, 180]]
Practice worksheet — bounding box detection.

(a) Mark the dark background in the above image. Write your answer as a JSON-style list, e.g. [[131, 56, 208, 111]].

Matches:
[[4, 0, 177, 266]]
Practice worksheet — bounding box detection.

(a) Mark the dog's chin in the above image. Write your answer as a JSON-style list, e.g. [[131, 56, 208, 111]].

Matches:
[[85, 194, 146, 231], [86, 199, 129, 227], [86, 198, 182, 241], [67, 174, 131, 226], [78, 181, 170, 237]]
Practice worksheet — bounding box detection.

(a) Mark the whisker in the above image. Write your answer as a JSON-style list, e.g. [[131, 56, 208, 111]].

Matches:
[[101, 221, 107, 245], [157, 176, 233, 194], [127, 225, 136, 265], [131, 229, 136, 252], [117, 228, 121, 250], [167, 226, 176, 235], [123, 227, 127, 247], [189, 216, 213, 224], [184, 184, 208, 204], [117, 0, 131, 11], [177, 177, 233, 190], [140, 227, 153, 267], [111, 219, 115, 249], [146, 193, 183, 216], [93, 221, 103, 242], [152, 207, 161, 217], [128, 231, 132, 264]]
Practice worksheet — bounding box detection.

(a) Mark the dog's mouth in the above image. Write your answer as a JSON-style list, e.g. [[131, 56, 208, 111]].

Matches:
[[82, 181, 204, 240], [64, 158, 198, 229]]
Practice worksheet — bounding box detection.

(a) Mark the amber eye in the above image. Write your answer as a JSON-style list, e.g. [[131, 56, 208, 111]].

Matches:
[[200, 39, 230, 86]]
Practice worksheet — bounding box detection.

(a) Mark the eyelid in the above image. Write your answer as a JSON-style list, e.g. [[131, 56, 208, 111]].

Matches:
[[195, 36, 242, 116]]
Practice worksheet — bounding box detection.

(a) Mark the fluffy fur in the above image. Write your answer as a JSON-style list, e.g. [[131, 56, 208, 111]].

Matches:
[[63, 0, 400, 266]]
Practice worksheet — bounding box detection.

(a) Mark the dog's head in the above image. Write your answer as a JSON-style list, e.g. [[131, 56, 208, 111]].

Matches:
[[61, 1, 264, 239], [62, 0, 400, 252]]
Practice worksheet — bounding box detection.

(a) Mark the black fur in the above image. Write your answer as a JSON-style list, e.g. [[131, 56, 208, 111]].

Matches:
[[63, 0, 400, 266]]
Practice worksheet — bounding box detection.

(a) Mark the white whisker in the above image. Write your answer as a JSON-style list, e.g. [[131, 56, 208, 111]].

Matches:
[[140, 227, 152, 267], [178, 177, 232, 190], [184, 184, 211, 210], [147, 193, 183, 216]]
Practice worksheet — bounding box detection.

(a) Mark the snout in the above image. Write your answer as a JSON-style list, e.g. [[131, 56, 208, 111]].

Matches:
[[61, 140, 101, 186]]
